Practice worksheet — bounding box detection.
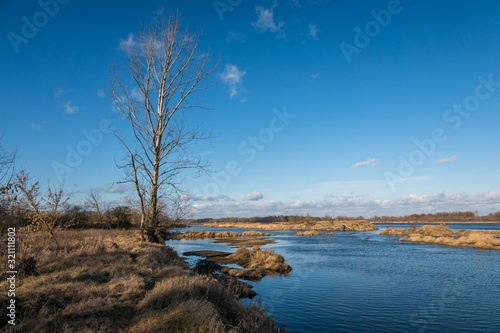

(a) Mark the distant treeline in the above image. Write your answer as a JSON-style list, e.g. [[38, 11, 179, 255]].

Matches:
[[371, 211, 500, 222], [184, 211, 500, 224]]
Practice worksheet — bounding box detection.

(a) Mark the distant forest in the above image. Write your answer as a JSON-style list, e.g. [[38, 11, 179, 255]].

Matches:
[[185, 211, 500, 224]]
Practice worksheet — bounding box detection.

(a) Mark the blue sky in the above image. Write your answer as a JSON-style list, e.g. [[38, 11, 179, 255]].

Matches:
[[1, 0, 499, 218]]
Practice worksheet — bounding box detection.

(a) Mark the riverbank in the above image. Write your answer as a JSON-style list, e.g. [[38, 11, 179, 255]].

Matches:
[[0, 228, 283, 332]]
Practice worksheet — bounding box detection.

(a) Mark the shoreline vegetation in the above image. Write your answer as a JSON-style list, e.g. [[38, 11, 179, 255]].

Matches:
[[0, 228, 284, 332], [381, 224, 500, 250], [185, 247, 292, 280], [198, 220, 378, 232]]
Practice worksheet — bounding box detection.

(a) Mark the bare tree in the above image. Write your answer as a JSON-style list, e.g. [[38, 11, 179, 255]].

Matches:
[[86, 188, 105, 225], [110, 13, 218, 241], [10, 170, 69, 243], [0, 136, 16, 188]]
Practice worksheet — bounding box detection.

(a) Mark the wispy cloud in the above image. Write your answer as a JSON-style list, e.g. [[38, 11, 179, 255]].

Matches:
[[252, 1, 284, 36], [153, 5, 164, 19], [309, 73, 319, 81], [131, 88, 144, 102], [119, 33, 137, 52], [97, 89, 106, 99], [77, 184, 134, 195], [244, 191, 264, 201], [351, 158, 378, 168], [226, 32, 246, 43], [308, 24, 318, 39], [180, 194, 234, 202], [30, 122, 42, 132], [64, 100, 79, 114], [220, 64, 246, 99], [436, 155, 457, 164], [106, 183, 134, 194], [54, 89, 64, 97], [318, 176, 431, 188]]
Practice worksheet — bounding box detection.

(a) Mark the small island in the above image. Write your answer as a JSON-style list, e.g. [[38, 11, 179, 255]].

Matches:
[[381, 224, 500, 250]]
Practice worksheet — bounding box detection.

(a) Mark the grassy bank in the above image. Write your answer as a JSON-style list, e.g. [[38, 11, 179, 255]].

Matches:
[[0, 228, 283, 332]]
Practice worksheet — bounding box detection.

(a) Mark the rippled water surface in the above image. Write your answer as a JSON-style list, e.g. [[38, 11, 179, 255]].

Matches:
[[167, 223, 500, 332]]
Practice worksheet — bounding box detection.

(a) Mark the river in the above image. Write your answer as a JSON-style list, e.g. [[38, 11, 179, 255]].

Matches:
[[167, 223, 500, 332]]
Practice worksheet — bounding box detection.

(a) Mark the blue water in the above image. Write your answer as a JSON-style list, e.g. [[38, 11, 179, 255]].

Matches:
[[167, 223, 500, 332]]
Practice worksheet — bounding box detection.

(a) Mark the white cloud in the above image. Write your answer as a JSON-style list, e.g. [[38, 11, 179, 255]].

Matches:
[[97, 89, 106, 99], [351, 158, 378, 168], [308, 24, 318, 39], [64, 100, 79, 114], [190, 191, 500, 218], [220, 64, 245, 85], [30, 122, 42, 132], [244, 192, 264, 201], [220, 64, 246, 99], [436, 155, 457, 164], [251, 2, 284, 35], [119, 33, 137, 52]]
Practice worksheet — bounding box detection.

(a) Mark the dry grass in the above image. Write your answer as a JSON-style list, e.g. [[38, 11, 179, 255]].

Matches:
[[400, 231, 500, 250], [201, 220, 378, 232], [381, 224, 500, 250], [168, 230, 271, 240], [184, 246, 292, 280], [381, 224, 456, 237], [0, 228, 283, 332], [295, 230, 334, 236], [229, 247, 292, 273]]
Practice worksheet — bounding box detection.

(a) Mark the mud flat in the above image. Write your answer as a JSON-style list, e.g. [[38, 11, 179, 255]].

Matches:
[[381, 224, 500, 250]]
